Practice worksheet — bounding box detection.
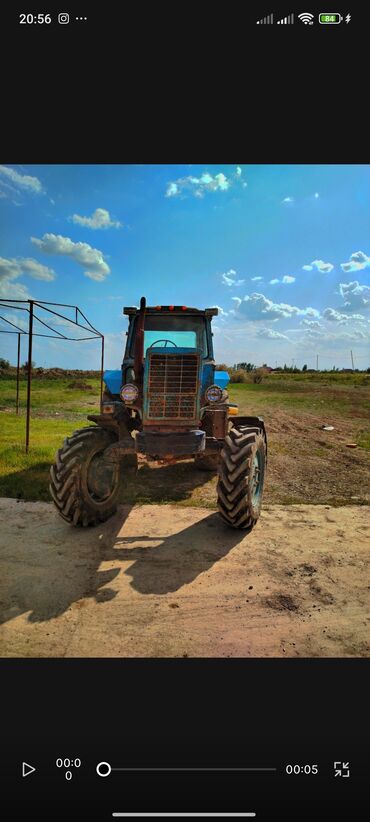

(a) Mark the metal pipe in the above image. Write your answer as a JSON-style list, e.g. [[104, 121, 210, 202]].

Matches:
[[33, 303, 95, 335], [100, 336, 105, 405], [134, 296, 146, 386], [0, 314, 26, 332], [32, 311, 68, 338], [31, 300, 79, 308], [75, 306, 103, 336], [25, 300, 34, 453], [16, 332, 21, 415]]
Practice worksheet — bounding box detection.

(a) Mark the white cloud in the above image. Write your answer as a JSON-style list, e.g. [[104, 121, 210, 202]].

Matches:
[[166, 182, 179, 197], [251, 276, 263, 282], [0, 256, 55, 301], [301, 319, 323, 329], [282, 196, 293, 203], [0, 257, 21, 282], [256, 327, 289, 341], [0, 165, 43, 195], [221, 268, 245, 287], [0, 311, 29, 331], [303, 259, 334, 274], [0, 279, 29, 299], [340, 250, 370, 273], [270, 276, 296, 284], [165, 167, 245, 198], [71, 208, 122, 230], [19, 258, 55, 281], [31, 233, 110, 282], [323, 308, 350, 324], [214, 305, 228, 317], [339, 280, 370, 311], [231, 292, 319, 322]]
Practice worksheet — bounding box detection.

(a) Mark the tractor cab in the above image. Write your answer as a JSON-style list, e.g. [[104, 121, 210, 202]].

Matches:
[[125, 303, 212, 362], [103, 298, 230, 457]]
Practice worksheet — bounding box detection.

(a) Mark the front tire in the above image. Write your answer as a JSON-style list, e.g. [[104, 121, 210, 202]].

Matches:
[[217, 426, 266, 530], [50, 426, 124, 527]]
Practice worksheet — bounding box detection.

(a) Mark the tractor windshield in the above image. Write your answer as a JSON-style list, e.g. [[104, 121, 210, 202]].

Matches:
[[130, 314, 209, 357], [144, 330, 197, 352]]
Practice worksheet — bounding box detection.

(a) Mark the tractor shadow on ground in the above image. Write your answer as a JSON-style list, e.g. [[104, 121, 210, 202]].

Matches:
[[0, 459, 228, 628], [0, 458, 217, 508], [103, 509, 248, 595], [0, 498, 248, 629], [0, 504, 134, 627], [119, 459, 218, 505]]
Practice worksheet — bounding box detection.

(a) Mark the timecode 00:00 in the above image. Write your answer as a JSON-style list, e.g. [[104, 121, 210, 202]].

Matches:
[[56, 758, 81, 768], [286, 765, 318, 775]]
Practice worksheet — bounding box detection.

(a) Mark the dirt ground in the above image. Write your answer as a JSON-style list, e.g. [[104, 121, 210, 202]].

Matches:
[[264, 407, 370, 506], [0, 498, 369, 658], [117, 406, 370, 510]]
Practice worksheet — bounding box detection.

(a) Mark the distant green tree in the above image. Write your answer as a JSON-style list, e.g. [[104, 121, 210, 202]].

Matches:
[[0, 357, 10, 369], [302, 364, 307, 371], [22, 360, 36, 370], [237, 362, 255, 372]]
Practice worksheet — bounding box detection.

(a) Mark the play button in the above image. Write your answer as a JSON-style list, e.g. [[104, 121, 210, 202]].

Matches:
[[22, 762, 36, 778]]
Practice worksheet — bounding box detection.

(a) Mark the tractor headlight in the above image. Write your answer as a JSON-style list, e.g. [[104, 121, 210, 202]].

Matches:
[[120, 383, 139, 403], [205, 384, 223, 403]]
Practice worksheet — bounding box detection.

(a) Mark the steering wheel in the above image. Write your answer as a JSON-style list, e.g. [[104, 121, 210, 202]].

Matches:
[[148, 339, 178, 348]]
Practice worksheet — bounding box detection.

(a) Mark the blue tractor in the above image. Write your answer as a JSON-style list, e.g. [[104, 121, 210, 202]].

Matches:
[[50, 298, 267, 529]]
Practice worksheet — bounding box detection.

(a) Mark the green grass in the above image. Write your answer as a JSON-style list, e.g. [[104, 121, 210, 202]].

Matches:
[[357, 430, 370, 450], [267, 370, 370, 385], [0, 415, 93, 500], [228, 380, 370, 418], [0, 376, 101, 412], [0, 377, 101, 500], [0, 373, 369, 505]]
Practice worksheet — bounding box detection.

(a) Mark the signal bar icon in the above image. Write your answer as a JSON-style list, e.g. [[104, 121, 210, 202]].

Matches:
[[256, 13, 274, 24], [277, 13, 294, 24]]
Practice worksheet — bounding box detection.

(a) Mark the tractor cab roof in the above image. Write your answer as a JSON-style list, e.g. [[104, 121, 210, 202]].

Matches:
[[123, 305, 218, 317]]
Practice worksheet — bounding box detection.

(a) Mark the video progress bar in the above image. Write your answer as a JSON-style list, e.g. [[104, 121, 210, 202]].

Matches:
[[112, 768, 275, 772], [112, 814, 256, 818]]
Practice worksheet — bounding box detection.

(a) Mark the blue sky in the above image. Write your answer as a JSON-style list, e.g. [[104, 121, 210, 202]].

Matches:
[[1, 163, 369, 370]]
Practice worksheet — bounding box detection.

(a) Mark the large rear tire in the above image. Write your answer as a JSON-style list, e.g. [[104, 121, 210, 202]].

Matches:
[[50, 426, 124, 527], [217, 426, 266, 530]]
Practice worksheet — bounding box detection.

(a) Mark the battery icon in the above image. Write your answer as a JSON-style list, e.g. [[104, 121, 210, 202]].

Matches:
[[319, 12, 343, 23]]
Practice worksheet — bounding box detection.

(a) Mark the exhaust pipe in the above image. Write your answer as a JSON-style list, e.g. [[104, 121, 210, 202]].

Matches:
[[133, 296, 146, 385]]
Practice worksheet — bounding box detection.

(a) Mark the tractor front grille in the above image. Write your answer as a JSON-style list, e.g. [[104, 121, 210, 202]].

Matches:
[[146, 352, 199, 421]]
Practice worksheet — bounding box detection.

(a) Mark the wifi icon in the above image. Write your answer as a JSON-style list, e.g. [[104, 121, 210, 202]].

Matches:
[[298, 12, 314, 24]]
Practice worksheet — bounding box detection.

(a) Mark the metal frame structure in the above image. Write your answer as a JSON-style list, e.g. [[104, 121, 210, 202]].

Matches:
[[0, 299, 104, 452]]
